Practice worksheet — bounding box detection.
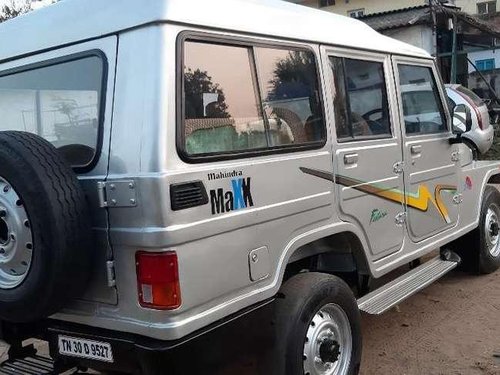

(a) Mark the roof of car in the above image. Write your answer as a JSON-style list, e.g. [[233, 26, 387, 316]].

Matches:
[[0, 0, 430, 63]]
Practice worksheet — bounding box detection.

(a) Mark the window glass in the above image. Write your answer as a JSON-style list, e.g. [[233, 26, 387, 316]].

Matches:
[[0, 56, 104, 168], [184, 42, 265, 155], [183, 41, 325, 157], [330, 57, 392, 141], [319, 0, 335, 7], [477, 1, 496, 14], [399, 65, 447, 135], [348, 9, 365, 18], [475, 58, 495, 71], [255, 47, 325, 147]]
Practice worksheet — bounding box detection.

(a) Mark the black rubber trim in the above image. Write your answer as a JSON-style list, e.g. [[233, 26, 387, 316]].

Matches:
[[170, 180, 208, 211]]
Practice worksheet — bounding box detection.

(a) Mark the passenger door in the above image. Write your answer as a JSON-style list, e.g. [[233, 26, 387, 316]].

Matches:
[[393, 58, 460, 242], [325, 48, 405, 259]]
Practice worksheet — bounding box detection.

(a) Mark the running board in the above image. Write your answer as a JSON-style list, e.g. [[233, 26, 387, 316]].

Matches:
[[0, 343, 75, 375], [0, 355, 54, 374], [358, 253, 460, 315]]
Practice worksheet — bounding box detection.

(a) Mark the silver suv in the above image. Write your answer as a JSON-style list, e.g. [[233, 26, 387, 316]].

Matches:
[[0, 1, 499, 374]]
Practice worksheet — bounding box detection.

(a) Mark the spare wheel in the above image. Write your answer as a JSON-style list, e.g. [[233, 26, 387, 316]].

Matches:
[[0, 131, 93, 322]]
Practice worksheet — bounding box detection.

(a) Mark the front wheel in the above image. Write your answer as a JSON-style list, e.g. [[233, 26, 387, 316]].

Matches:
[[269, 272, 362, 375], [450, 185, 500, 274], [478, 186, 500, 273]]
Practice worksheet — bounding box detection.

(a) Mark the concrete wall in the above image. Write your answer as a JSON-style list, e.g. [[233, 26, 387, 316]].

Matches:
[[382, 25, 434, 54]]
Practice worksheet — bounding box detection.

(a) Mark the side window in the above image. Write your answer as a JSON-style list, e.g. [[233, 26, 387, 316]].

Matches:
[[330, 56, 392, 141], [182, 40, 325, 157], [0, 55, 105, 168], [398, 64, 447, 136], [184, 42, 265, 155], [255, 48, 325, 147]]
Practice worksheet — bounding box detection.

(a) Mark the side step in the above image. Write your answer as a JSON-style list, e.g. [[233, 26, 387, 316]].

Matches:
[[0, 355, 54, 375], [358, 252, 460, 315], [0, 343, 75, 375]]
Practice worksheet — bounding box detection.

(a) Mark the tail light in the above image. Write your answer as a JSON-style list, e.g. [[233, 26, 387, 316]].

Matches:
[[455, 89, 484, 130], [136, 251, 181, 310]]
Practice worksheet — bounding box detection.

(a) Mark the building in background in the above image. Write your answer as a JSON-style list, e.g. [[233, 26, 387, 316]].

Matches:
[[284, 0, 492, 19], [286, 0, 500, 96], [286, 0, 452, 18]]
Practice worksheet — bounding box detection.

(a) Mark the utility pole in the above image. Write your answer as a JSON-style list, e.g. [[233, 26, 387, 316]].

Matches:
[[429, 0, 438, 57], [450, 13, 458, 83]]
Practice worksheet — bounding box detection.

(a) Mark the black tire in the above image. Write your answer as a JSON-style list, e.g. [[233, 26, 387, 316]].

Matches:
[[0, 131, 93, 322], [267, 272, 362, 375], [477, 186, 500, 274], [450, 185, 500, 274]]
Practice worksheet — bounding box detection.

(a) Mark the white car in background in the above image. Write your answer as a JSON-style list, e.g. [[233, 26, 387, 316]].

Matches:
[[446, 84, 494, 157]]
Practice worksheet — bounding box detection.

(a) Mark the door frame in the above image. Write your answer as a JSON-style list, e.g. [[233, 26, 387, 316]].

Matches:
[[321, 45, 406, 259], [391, 55, 460, 242]]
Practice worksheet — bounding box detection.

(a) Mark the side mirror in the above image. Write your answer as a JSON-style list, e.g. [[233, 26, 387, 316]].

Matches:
[[452, 104, 472, 134]]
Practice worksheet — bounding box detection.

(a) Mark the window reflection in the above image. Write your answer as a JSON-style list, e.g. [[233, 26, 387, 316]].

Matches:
[[0, 56, 103, 167]]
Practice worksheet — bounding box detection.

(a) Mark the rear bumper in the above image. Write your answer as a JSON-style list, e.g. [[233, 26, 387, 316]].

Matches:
[[46, 321, 176, 374], [0, 297, 274, 374]]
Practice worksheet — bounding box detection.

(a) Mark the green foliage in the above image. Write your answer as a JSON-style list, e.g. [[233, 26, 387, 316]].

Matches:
[[0, 0, 30, 22], [267, 50, 316, 101]]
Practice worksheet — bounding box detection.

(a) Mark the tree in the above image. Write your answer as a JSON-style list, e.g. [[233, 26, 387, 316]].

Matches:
[[0, 0, 57, 23], [184, 68, 229, 118], [0, 0, 30, 22], [267, 50, 317, 102]]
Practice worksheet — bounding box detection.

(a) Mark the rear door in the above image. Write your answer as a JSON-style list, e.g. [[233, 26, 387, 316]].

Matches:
[[393, 57, 460, 242], [325, 48, 405, 259], [0, 37, 118, 304]]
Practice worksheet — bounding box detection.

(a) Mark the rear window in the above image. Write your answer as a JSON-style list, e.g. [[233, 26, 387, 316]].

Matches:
[[455, 86, 484, 107], [0, 54, 105, 169]]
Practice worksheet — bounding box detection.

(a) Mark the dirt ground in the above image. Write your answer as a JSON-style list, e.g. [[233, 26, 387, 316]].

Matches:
[[1, 268, 499, 374], [360, 268, 500, 375], [213, 267, 500, 375]]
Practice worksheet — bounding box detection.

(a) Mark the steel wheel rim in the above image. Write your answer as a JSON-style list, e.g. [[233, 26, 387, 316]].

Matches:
[[0, 176, 33, 289], [303, 303, 352, 375], [485, 204, 500, 257]]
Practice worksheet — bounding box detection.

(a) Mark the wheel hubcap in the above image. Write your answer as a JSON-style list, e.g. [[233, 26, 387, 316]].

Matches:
[[0, 176, 33, 289], [303, 303, 352, 375], [485, 205, 500, 257]]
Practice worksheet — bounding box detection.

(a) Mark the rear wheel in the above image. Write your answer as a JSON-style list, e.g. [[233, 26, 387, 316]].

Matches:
[[268, 272, 362, 375]]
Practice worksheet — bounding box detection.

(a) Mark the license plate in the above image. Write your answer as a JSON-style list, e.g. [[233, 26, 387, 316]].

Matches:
[[58, 335, 114, 363]]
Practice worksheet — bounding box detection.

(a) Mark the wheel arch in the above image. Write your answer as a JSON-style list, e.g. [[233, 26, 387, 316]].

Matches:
[[283, 228, 371, 280]]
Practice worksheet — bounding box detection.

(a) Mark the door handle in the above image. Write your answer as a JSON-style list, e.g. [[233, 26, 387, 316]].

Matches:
[[343, 153, 358, 165], [410, 145, 422, 155]]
